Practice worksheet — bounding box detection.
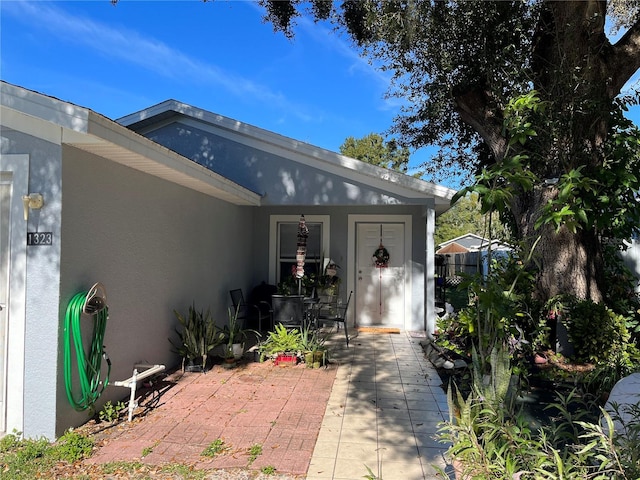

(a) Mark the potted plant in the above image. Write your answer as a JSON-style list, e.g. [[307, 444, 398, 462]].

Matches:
[[257, 323, 303, 364], [316, 260, 340, 300], [223, 306, 260, 364], [300, 324, 328, 369], [169, 303, 225, 372]]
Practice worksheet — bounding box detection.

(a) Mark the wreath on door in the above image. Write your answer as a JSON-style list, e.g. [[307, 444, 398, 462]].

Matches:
[[372, 244, 390, 268]]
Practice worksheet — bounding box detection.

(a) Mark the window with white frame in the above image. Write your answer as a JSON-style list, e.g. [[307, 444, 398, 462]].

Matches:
[[270, 215, 330, 286]]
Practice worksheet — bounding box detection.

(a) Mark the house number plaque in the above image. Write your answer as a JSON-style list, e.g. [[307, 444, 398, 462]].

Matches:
[[27, 232, 53, 246]]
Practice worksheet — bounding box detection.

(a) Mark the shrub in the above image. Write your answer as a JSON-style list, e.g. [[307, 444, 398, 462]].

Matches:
[[564, 298, 630, 364]]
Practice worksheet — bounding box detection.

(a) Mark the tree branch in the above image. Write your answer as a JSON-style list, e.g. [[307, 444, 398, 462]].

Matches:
[[608, 17, 640, 98], [454, 88, 507, 161]]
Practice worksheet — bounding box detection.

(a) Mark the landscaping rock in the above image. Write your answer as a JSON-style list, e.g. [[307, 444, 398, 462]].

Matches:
[[603, 372, 640, 435]]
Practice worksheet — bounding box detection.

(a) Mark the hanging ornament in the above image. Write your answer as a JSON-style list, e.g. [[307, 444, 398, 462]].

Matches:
[[295, 214, 309, 279], [372, 243, 390, 268]]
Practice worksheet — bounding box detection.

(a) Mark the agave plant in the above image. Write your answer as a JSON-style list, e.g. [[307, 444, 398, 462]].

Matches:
[[170, 303, 225, 371]]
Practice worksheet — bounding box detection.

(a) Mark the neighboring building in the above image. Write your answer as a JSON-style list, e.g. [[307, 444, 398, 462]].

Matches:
[[437, 233, 512, 254], [1, 82, 456, 439], [436, 233, 512, 279]]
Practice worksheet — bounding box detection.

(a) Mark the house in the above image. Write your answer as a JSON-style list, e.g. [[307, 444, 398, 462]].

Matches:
[[437, 233, 512, 253], [437, 233, 512, 279], [0, 81, 456, 440]]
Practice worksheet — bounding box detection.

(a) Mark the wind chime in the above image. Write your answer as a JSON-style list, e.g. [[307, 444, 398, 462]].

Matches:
[[372, 225, 390, 315], [296, 214, 309, 295]]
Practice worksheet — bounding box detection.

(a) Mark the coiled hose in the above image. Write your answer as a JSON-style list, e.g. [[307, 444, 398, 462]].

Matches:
[[63, 291, 111, 411]]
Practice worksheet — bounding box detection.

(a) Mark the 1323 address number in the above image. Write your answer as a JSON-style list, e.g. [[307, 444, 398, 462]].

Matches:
[[27, 232, 53, 246]]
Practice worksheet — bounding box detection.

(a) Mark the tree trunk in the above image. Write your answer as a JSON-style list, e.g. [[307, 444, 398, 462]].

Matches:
[[460, 1, 640, 304], [512, 185, 604, 303], [505, 1, 622, 303]]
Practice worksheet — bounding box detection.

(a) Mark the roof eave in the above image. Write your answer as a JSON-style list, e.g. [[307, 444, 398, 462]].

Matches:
[[1, 82, 261, 207]]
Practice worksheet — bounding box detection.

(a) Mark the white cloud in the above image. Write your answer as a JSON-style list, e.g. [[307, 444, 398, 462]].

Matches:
[[2, 0, 314, 121]]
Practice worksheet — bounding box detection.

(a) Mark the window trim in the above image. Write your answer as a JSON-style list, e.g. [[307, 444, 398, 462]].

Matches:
[[269, 215, 330, 285]]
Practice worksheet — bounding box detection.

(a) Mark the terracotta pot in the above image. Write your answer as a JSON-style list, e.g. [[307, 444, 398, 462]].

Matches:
[[534, 353, 548, 365]]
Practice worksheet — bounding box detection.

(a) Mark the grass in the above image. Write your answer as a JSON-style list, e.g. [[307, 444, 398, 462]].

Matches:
[[201, 438, 230, 458], [260, 465, 276, 475], [0, 432, 229, 480], [248, 443, 263, 464], [0, 430, 93, 480]]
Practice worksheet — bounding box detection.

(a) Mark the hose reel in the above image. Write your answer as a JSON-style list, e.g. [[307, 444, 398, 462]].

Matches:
[[63, 282, 111, 412]]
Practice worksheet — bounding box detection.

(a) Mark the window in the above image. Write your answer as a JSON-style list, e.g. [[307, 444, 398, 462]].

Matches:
[[269, 215, 330, 285]]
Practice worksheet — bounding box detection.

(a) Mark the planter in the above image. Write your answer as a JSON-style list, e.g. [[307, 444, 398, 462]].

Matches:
[[232, 343, 244, 360], [274, 353, 298, 366], [223, 357, 237, 369], [184, 359, 205, 373], [304, 350, 327, 368]]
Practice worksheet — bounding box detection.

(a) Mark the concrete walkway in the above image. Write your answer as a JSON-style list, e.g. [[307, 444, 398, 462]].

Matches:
[[308, 331, 452, 480]]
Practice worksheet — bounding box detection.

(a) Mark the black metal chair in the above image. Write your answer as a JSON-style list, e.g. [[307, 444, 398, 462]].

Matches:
[[271, 295, 305, 330], [315, 290, 352, 346], [229, 288, 272, 332]]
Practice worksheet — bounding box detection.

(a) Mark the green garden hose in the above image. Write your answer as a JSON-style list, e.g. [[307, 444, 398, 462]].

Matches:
[[63, 291, 111, 411]]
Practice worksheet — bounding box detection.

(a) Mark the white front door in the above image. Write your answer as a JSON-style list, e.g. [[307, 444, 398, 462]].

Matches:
[[356, 223, 405, 328]]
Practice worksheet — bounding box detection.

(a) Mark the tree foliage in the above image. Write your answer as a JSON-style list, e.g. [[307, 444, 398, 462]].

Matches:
[[339, 132, 410, 172], [259, 0, 640, 304], [434, 193, 510, 246]]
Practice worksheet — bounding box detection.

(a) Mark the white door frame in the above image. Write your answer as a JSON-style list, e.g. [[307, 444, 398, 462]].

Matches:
[[347, 215, 412, 330], [0, 154, 29, 435]]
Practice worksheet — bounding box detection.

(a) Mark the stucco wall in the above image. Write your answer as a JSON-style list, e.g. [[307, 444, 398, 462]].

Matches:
[[1, 128, 63, 440], [57, 145, 256, 436], [144, 122, 420, 206]]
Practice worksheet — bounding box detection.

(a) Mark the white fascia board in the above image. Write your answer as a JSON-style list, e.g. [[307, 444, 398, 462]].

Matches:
[[1, 82, 89, 135], [0, 106, 65, 145]]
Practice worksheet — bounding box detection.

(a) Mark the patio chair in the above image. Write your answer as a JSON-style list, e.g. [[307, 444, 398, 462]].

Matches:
[[315, 290, 352, 346], [229, 288, 272, 332], [271, 294, 305, 330]]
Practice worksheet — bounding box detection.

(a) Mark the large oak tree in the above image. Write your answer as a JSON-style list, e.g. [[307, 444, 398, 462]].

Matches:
[[259, 0, 640, 304]]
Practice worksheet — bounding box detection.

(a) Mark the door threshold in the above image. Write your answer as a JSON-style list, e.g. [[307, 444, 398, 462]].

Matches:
[[356, 327, 401, 334]]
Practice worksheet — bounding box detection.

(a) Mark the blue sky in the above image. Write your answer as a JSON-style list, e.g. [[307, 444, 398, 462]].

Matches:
[[1, 1, 638, 191]]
